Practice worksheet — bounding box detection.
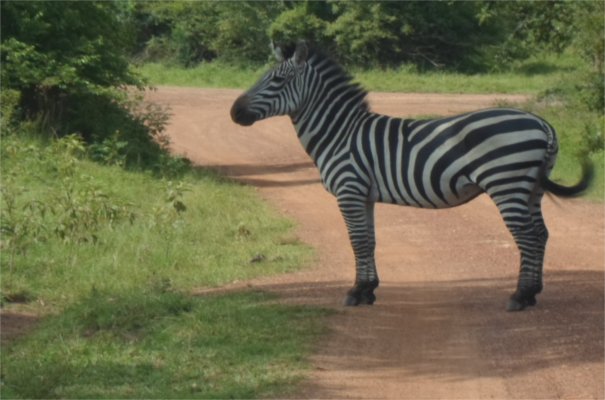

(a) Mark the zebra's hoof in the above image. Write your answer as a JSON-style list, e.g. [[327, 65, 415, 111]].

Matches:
[[506, 298, 527, 311], [344, 281, 379, 306], [359, 291, 376, 305], [343, 294, 361, 306], [343, 292, 376, 306], [506, 295, 537, 311]]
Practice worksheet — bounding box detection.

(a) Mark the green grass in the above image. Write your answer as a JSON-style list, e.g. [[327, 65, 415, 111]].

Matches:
[[1, 289, 332, 399], [136, 62, 266, 89], [1, 134, 330, 399], [136, 52, 581, 95], [352, 52, 581, 94], [351, 68, 558, 94], [1, 136, 313, 307]]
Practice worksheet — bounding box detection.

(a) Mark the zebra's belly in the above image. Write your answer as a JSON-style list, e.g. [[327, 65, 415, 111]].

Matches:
[[442, 183, 484, 207], [375, 180, 484, 209]]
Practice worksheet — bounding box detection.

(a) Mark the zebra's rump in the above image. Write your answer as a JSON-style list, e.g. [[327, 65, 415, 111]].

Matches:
[[351, 108, 553, 208]]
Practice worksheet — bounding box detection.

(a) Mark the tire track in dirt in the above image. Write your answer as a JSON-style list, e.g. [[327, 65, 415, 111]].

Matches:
[[146, 87, 604, 399]]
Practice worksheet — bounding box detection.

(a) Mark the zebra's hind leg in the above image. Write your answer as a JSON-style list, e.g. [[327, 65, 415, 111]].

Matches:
[[339, 198, 380, 306], [507, 189, 549, 311], [487, 180, 546, 311], [490, 191, 545, 311]]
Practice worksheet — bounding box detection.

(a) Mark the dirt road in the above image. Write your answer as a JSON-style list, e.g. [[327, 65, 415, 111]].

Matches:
[[146, 87, 604, 399]]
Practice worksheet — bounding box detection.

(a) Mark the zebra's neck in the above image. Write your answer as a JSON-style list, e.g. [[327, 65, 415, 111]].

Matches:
[[291, 53, 370, 167]]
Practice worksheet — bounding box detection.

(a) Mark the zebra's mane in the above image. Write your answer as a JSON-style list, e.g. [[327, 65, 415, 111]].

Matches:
[[279, 43, 369, 113]]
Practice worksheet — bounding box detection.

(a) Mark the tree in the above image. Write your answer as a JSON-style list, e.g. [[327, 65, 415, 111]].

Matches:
[[571, 1, 604, 72], [1, 2, 143, 102], [1, 1, 165, 167]]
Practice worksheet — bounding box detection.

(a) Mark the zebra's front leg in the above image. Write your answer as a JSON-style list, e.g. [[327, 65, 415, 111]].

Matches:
[[338, 197, 379, 306]]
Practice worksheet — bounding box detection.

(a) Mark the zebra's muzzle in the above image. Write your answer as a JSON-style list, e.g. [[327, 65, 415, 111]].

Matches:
[[231, 96, 257, 127]]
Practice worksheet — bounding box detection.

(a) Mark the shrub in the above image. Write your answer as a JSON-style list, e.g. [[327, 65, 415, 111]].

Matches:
[[0, 1, 168, 170]]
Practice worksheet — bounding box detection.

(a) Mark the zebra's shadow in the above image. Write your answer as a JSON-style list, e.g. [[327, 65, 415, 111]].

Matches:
[[204, 162, 321, 188], [265, 269, 603, 384]]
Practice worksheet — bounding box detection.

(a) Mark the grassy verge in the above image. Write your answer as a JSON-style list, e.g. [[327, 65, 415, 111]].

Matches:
[[135, 62, 265, 89], [1, 133, 330, 399], [1, 135, 312, 307], [2, 289, 331, 399], [135, 52, 580, 95]]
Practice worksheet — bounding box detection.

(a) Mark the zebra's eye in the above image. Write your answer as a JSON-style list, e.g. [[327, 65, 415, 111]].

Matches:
[[272, 75, 286, 84]]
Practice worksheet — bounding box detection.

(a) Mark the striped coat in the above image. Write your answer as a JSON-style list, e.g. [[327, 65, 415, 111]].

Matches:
[[231, 41, 592, 311]]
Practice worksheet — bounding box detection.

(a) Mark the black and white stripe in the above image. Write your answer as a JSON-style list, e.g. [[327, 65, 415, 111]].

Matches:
[[231, 41, 592, 311]]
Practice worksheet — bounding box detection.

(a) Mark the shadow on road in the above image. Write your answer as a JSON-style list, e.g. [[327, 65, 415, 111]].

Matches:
[[205, 161, 321, 188], [236, 177, 321, 188], [209, 161, 316, 177], [251, 269, 603, 382]]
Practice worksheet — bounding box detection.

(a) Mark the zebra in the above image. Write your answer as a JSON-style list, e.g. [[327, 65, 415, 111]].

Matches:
[[230, 41, 592, 311]]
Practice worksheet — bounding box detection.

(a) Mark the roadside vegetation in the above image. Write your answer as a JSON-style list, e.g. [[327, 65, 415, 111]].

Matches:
[[1, 133, 314, 306], [0, 130, 332, 399], [0, 130, 331, 399], [1, 3, 329, 398]]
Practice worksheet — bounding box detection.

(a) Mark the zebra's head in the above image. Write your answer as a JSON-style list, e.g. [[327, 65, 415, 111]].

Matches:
[[231, 41, 309, 126]]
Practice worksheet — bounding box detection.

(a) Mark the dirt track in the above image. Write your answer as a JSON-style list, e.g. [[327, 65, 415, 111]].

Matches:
[[146, 87, 605, 399]]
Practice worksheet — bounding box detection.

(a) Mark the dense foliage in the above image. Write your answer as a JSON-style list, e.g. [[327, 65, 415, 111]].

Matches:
[[126, 0, 602, 72], [1, 1, 166, 168], [129, 1, 498, 69]]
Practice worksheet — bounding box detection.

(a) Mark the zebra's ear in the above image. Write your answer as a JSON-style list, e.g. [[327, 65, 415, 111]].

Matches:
[[294, 41, 308, 67], [271, 40, 286, 62]]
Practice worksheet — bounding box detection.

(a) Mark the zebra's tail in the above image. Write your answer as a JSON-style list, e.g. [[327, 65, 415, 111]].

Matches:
[[540, 157, 594, 198]]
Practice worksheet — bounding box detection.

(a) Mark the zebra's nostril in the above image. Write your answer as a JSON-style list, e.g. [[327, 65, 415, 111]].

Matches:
[[230, 98, 256, 126], [230, 102, 246, 122]]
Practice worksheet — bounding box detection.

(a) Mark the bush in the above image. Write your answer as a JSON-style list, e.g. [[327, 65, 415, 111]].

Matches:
[[128, 1, 285, 67], [0, 1, 168, 170], [128, 1, 505, 71], [325, 1, 502, 70]]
